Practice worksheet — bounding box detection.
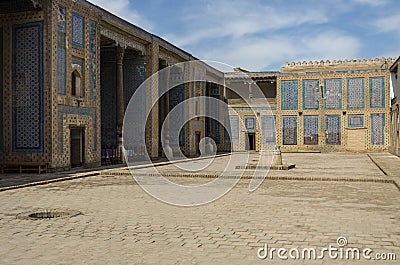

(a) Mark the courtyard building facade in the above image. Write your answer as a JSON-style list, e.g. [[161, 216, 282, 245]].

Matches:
[[0, 0, 224, 171], [226, 58, 394, 152], [0, 0, 397, 171]]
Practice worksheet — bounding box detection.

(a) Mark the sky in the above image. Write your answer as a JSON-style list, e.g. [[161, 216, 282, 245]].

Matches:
[[89, 0, 400, 71]]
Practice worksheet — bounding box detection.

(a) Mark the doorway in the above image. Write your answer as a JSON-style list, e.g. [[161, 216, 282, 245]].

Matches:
[[70, 128, 84, 167], [246, 133, 256, 150], [195, 132, 201, 156]]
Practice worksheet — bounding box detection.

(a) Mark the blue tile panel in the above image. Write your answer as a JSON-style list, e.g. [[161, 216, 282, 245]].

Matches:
[[281, 80, 298, 110], [58, 106, 97, 153], [209, 84, 221, 144], [12, 22, 44, 152], [347, 78, 364, 109], [348, 115, 364, 128], [261, 115, 276, 145], [282, 116, 297, 145], [304, 116, 318, 145], [89, 21, 96, 99], [123, 51, 146, 111], [72, 13, 84, 48], [228, 116, 239, 145], [325, 115, 341, 145], [324, 79, 342, 110], [371, 114, 385, 145], [370, 77, 385, 108], [58, 6, 66, 95], [0, 27, 2, 151], [100, 50, 117, 148], [302, 79, 319, 110], [169, 85, 185, 147]]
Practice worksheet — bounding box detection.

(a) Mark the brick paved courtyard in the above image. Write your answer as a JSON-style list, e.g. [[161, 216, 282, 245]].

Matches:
[[0, 153, 399, 264]]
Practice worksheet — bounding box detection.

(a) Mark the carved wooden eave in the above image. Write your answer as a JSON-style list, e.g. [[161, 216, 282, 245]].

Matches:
[[100, 28, 146, 55], [159, 48, 183, 65]]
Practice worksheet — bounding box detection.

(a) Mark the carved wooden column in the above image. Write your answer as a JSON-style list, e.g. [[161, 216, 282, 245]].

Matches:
[[116, 46, 125, 162], [145, 42, 160, 158]]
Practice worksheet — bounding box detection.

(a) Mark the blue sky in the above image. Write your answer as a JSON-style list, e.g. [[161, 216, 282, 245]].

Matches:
[[90, 0, 400, 71]]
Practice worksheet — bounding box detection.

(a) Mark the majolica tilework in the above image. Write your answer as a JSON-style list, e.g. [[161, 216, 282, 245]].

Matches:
[[209, 85, 221, 144], [261, 115, 276, 145], [229, 116, 239, 145], [348, 114, 364, 128], [325, 115, 341, 145], [304, 116, 318, 145], [12, 22, 44, 152], [58, 6, 66, 95], [169, 85, 185, 146], [123, 52, 146, 110], [324, 79, 342, 110], [100, 50, 117, 148], [282, 116, 297, 145], [89, 21, 96, 99], [371, 113, 385, 145], [0, 27, 2, 151], [223, 116, 231, 144], [72, 12, 84, 48], [347, 78, 364, 109], [281, 80, 298, 110], [58, 106, 97, 152], [302, 80, 319, 110], [245, 116, 255, 131], [370, 77, 385, 108]]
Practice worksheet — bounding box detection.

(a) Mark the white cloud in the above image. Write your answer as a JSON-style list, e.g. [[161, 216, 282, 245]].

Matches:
[[200, 31, 361, 71], [374, 14, 400, 33], [165, 0, 329, 47], [88, 0, 153, 30], [351, 0, 389, 6]]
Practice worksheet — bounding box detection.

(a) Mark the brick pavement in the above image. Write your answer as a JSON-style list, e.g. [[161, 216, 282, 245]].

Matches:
[[0, 153, 399, 264]]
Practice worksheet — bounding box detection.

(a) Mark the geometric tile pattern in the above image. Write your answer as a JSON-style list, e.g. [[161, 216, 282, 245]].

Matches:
[[169, 85, 185, 146], [348, 114, 364, 128], [89, 21, 96, 99], [12, 22, 44, 152], [370, 77, 385, 108], [72, 13, 84, 48], [123, 51, 146, 111], [261, 115, 276, 145], [324, 79, 342, 109], [245, 116, 255, 131], [282, 116, 297, 145], [325, 115, 341, 145], [302, 79, 319, 110], [223, 116, 231, 145], [100, 50, 117, 148], [281, 80, 298, 110], [58, 6, 66, 95], [209, 84, 220, 144], [0, 27, 2, 152], [371, 113, 385, 145], [347, 78, 364, 109], [304, 116, 318, 145], [229, 116, 239, 145], [58, 106, 97, 153]]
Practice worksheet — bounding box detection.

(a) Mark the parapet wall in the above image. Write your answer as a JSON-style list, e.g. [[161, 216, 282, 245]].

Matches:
[[281, 57, 397, 73]]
